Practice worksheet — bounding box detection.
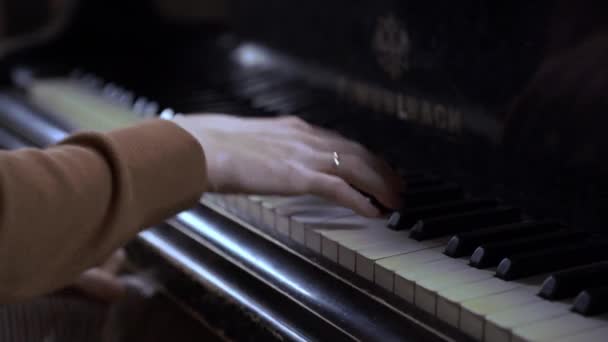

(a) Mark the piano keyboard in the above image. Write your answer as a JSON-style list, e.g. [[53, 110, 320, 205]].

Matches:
[[201, 191, 608, 342], [10, 67, 608, 342]]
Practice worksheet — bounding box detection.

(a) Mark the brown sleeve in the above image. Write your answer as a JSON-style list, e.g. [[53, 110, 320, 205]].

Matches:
[[0, 119, 207, 303]]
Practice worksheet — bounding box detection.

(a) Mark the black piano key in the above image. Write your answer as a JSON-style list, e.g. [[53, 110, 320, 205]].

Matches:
[[496, 240, 608, 281], [573, 286, 608, 316], [409, 206, 521, 241], [387, 198, 499, 230], [445, 221, 563, 258], [396, 169, 432, 179], [406, 176, 443, 190], [538, 262, 608, 300], [401, 183, 464, 208], [470, 231, 587, 269]]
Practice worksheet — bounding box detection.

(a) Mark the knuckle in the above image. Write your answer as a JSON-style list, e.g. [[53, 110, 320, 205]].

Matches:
[[346, 154, 366, 169], [284, 116, 311, 130], [326, 176, 348, 191]]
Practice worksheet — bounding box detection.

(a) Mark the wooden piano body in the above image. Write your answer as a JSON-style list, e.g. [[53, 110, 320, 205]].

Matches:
[[0, 0, 608, 341]]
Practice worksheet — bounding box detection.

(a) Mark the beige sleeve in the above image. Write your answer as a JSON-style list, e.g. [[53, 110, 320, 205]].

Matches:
[[0, 119, 207, 303]]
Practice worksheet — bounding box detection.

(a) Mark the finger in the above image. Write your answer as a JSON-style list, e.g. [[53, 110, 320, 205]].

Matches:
[[300, 169, 380, 217], [73, 268, 127, 302], [100, 249, 126, 274], [290, 130, 368, 156], [309, 152, 402, 209], [296, 129, 403, 190]]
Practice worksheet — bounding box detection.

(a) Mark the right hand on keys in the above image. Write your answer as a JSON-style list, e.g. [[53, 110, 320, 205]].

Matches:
[[173, 114, 403, 217]]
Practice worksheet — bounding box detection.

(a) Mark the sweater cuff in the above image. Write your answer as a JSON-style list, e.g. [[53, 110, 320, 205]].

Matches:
[[63, 119, 207, 227], [111, 119, 207, 225]]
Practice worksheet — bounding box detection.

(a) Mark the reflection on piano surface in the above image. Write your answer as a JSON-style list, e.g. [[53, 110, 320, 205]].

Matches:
[[1, 0, 608, 341]]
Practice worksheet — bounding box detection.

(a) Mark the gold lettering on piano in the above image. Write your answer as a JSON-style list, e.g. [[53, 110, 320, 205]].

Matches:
[[405, 96, 419, 121], [353, 81, 371, 107], [434, 104, 448, 130], [447, 107, 464, 132], [396, 95, 408, 120], [420, 100, 433, 125], [369, 86, 384, 112], [335, 77, 463, 134], [382, 90, 396, 114]]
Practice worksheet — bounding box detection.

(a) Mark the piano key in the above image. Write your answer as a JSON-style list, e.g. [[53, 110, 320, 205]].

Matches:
[[305, 214, 383, 252], [245, 195, 267, 227], [459, 286, 543, 341], [387, 198, 499, 230], [496, 241, 608, 280], [201, 193, 219, 205], [470, 231, 587, 269], [234, 195, 253, 220], [395, 169, 429, 179], [374, 246, 446, 291], [223, 195, 241, 215], [553, 325, 608, 342], [409, 206, 522, 241], [511, 312, 608, 342], [258, 196, 315, 235], [287, 207, 354, 244], [436, 274, 546, 328], [394, 258, 470, 303], [261, 195, 328, 234], [444, 220, 563, 258], [204, 193, 225, 208], [401, 183, 464, 207], [315, 216, 402, 263], [539, 262, 608, 300], [319, 220, 414, 271], [485, 299, 574, 342], [573, 286, 608, 316], [414, 266, 495, 315], [404, 175, 442, 189], [355, 237, 447, 281], [258, 197, 295, 227]]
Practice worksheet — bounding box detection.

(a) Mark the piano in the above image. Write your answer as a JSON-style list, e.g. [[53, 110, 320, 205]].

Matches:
[[0, 0, 607, 341]]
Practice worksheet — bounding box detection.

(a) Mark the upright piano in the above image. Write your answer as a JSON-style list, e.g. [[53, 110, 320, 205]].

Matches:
[[1, 0, 608, 341]]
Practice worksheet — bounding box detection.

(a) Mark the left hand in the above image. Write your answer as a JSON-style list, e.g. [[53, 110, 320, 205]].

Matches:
[[70, 249, 128, 302]]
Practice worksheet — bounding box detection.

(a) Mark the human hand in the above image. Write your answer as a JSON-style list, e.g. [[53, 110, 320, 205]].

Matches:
[[172, 114, 403, 217], [71, 249, 127, 302]]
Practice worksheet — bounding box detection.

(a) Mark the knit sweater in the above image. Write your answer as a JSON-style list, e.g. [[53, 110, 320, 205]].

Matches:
[[0, 119, 207, 303]]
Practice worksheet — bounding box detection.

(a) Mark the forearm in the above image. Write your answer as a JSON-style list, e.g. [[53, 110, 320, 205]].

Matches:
[[0, 119, 206, 302]]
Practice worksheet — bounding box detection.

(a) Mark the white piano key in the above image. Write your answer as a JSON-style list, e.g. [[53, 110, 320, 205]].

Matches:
[[258, 196, 305, 233], [414, 266, 495, 316], [459, 286, 542, 341], [394, 258, 470, 303], [553, 325, 608, 342], [245, 195, 266, 226], [250, 196, 284, 226], [512, 312, 608, 342], [335, 231, 410, 271], [211, 194, 228, 208], [355, 237, 447, 281], [436, 275, 545, 328], [272, 197, 339, 237], [374, 247, 446, 291], [484, 298, 572, 342], [200, 193, 217, 206], [234, 195, 252, 219], [288, 207, 354, 244], [223, 195, 239, 214], [304, 212, 374, 252], [316, 216, 396, 263]]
